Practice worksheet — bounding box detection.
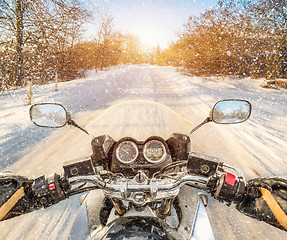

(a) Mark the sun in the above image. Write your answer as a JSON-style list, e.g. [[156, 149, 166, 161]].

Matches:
[[134, 27, 168, 50], [111, 3, 178, 50]]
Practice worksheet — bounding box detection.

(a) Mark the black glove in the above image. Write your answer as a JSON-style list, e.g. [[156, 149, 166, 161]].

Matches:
[[236, 177, 287, 231], [0, 172, 41, 221]]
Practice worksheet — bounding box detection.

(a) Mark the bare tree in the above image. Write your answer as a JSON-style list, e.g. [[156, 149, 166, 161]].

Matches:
[[0, 0, 89, 90]]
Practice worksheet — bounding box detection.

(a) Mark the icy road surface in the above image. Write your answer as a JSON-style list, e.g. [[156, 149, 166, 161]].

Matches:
[[0, 65, 286, 239]]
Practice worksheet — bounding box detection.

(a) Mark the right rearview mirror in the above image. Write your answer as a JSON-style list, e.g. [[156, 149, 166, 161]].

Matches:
[[211, 100, 251, 124]]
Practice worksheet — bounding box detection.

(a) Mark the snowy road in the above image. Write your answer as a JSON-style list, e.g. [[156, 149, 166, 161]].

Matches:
[[0, 65, 286, 239]]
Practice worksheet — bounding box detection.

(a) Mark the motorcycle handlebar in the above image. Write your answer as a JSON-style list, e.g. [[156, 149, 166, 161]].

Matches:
[[65, 171, 246, 205], [86, 175, 208, 192], [0, 167, 246, 222], [30, 155, 247, 208]]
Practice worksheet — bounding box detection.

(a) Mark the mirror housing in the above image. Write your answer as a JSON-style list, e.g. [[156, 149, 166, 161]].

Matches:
[[30, 103, 68, 128], [29, 103, 89, 134], [211, 100, 251, 124]]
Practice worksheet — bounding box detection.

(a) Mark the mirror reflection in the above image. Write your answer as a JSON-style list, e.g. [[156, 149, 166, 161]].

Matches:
[[212, 100, 251, 124], [30, 104, 67, 127]]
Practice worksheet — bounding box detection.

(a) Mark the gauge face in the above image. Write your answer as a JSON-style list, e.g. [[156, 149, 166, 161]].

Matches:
[[143, 140, 166, 163], [116, 141, 139, 164]]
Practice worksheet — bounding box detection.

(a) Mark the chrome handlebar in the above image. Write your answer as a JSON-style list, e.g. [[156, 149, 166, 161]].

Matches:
[[69, 174, 209, 194]]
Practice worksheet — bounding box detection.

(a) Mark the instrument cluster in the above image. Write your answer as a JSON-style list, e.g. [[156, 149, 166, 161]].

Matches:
[[112, 137, 171, 171], [90, 133, 190, 176]]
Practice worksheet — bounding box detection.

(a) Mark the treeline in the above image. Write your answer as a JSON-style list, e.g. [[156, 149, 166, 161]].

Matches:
[[2, 0, 285, 92], [160, 0, 287, 79]]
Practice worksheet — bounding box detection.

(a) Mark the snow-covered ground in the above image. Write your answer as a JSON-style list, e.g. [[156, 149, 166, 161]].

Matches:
[[0, 65, 286, 239]]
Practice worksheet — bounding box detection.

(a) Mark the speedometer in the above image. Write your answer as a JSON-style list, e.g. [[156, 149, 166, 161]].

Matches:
[[143, 140, 166, 163], [116, 141, 139, 164]]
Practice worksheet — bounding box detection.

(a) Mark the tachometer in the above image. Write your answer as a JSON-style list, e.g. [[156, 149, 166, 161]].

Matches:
[[116, 141, 139, 164], [143, 140, 166, 163]]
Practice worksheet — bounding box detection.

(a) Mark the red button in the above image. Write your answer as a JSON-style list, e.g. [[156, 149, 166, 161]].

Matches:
[[225, 172, 236, 186], [49, 183, 56, 190]]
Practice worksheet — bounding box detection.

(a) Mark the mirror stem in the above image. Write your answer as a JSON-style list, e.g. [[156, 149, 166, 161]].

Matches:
[[190, 117, 212, 135], [67, 119, 89, 135]]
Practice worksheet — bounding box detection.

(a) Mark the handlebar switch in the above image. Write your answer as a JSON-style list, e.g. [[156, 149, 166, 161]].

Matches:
[[225, 172, 236, 186], [210, 173, 246, 205], [32, 174, 66, 208], [33, 175, 49, 197]]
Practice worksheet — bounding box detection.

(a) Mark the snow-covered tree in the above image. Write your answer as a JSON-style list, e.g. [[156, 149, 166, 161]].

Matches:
[[163, 0, 286, 79]]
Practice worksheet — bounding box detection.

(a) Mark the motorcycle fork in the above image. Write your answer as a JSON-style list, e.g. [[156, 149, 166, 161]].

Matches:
[[157, 198, 173, 219], [111, 198, 127, 216], [110, 198, 174, 220]]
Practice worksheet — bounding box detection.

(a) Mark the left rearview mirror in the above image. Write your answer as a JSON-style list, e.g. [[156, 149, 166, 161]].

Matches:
[[30, 103, 68, 128]]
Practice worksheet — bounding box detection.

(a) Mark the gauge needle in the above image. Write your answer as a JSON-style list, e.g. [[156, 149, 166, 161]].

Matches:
[[121, 148, 129, 154]]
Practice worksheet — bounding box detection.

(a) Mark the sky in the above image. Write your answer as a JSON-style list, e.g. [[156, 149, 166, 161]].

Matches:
[[84, 0, 219, 50]]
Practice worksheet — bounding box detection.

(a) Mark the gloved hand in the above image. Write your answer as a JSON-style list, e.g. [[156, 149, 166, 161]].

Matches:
[[236, 177, 287, 231], [0, 172, 41, 221], [0, 172, 70, 221]]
